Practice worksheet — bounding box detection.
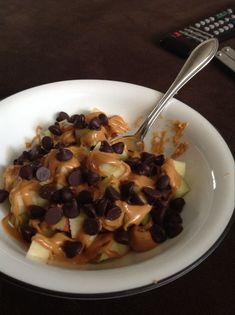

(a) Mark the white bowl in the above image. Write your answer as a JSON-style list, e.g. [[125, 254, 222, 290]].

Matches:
[[0, 80, 234, 299]]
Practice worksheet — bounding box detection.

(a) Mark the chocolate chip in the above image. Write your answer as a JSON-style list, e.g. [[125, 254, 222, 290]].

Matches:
[[154, 154, 165, 166], [86, 170, 100, 186], [83, 218, 100, 235], [35, 166, 51, 182], [13, 154, 25, 165], [51, 189, 63, 203], [73, 114, 87, 129], [165, 224, 183, 238], [112, 142, 124, 154], [128, 191, 144, 205], [120, 181, 135, 200], [63, 199, 80, 218], [160, 186, 172, 201], [114, 228, 129, 245], [105, 206, 122, 221], [60, 187, 74, 202], [98, 113, 108, 126], [94, 198, 110, 216], [105, 186, 120, 201], [30, 160, 43, 171], [56, 148, 73, 161], [142, 187, 161, 204], [140, 152, 156, 162], [156, 175, 170, 190], [150, 224, 167, 243], [39, 184, 56, 200], [20, 226, 37, 243], [44, 207, 63, 225], [151, 201, 167, 225], [29, 205, 46, 219], [170, 198, 185, 213], [0, 189, 9, 203], [77, 190, 93, 205], [135, 163, 152, 176], [54, 142, 65, 149], [164, 210, 183, 225], [62, 240, 83, 258], [49, 124, 62, 136], [68, 114, 79, 123], [83, 204, 97, 218], [27, 145, 41, 161], [56, 111, 69, 122], [125, 157, 141, 170], [19, 165, 34, 180], [41, 136, 54, 151], [100, 141, 114, 153], [89, 117, 101, 130], [67, 168, 83, 186]]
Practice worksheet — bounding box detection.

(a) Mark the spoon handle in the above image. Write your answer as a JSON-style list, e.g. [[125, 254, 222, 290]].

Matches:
[[136, 38, 219, 140]]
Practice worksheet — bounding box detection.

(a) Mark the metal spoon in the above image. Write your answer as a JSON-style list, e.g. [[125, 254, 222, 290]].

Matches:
[[112, 38, 219, 151]]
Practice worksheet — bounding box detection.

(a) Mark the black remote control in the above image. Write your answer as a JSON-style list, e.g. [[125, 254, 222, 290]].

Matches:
[[160, 7, 235, 57]]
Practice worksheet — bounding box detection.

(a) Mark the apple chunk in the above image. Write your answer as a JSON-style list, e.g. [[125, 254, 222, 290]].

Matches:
[[26, 240, 51, 263]]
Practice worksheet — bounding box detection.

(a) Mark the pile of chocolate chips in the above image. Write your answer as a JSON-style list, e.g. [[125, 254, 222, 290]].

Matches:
[[0, 110, 186, 259]]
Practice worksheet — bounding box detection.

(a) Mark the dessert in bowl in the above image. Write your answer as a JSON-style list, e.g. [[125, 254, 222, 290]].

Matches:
[[0, 80, 234, 298]]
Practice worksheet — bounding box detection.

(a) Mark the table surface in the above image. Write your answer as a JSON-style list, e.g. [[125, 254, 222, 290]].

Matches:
[[0, 1, 234, 314]]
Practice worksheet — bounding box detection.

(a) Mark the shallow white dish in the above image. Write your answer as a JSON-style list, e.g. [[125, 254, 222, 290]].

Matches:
[[0, 80, 234, 299]]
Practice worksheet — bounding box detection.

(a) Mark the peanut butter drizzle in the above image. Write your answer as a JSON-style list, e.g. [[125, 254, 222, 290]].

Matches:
[[151, 131, 167, 154], [161, 158, 181, 192], [87, 151, 131, 179], [172, 121, 188, 145], [59, 129, 76, 146], [85, 111, 103, 123], [120, 202, 152, 230], [2, 214, 22, 241], [108, 115, 129, 135], [9, 180, 41, 222], [43, 149, 80, 186], [3, 165, 21, 191], [78, 128, 107, 147], [25, 126, 42, 148], [171, 142, 189, 159], [128, 174, 155, 188], [130, 225, 157, 252]]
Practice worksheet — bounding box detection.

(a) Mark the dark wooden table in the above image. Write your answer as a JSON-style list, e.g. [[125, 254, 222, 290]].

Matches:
[[0, 1, 234, 314]]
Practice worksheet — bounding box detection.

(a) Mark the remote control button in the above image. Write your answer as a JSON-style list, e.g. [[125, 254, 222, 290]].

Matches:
[[209, 24, 215, 29], [205, 19, 210, 24], [195, 23, 201, 28], [231, 14, 235, 18], [228, 23, 234, 28], [218, 28, 224, 33], [213, 30, 219, 35], [200, 21, 205, 26], [204, 27, 210, 32], [227, 8, 233, 14], [209, 17, 215, 22], [214, 22, 219, 27], [218, 20, 224, 25], [225, 17, 230, 22], [223, 26, 229, 31]]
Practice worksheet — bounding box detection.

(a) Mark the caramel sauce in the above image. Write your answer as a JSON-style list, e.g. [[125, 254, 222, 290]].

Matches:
[[128, 174, 155, 188], [59, 129, 76, 146], [79, 128, 107, 147], [85, 111, 102, 123], [1, 215, 22, 241]]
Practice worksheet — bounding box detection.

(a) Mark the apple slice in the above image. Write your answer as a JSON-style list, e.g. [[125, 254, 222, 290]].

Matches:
[[69, 213, 86, 238], [175, 178, 190, 198], [52, 216, 70, 232], [173, 160, 186, 177], [26, 240, 51, 263]]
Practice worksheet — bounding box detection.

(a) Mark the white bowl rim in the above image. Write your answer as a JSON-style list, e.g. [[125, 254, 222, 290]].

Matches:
[[0, 79, 234, 299]]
